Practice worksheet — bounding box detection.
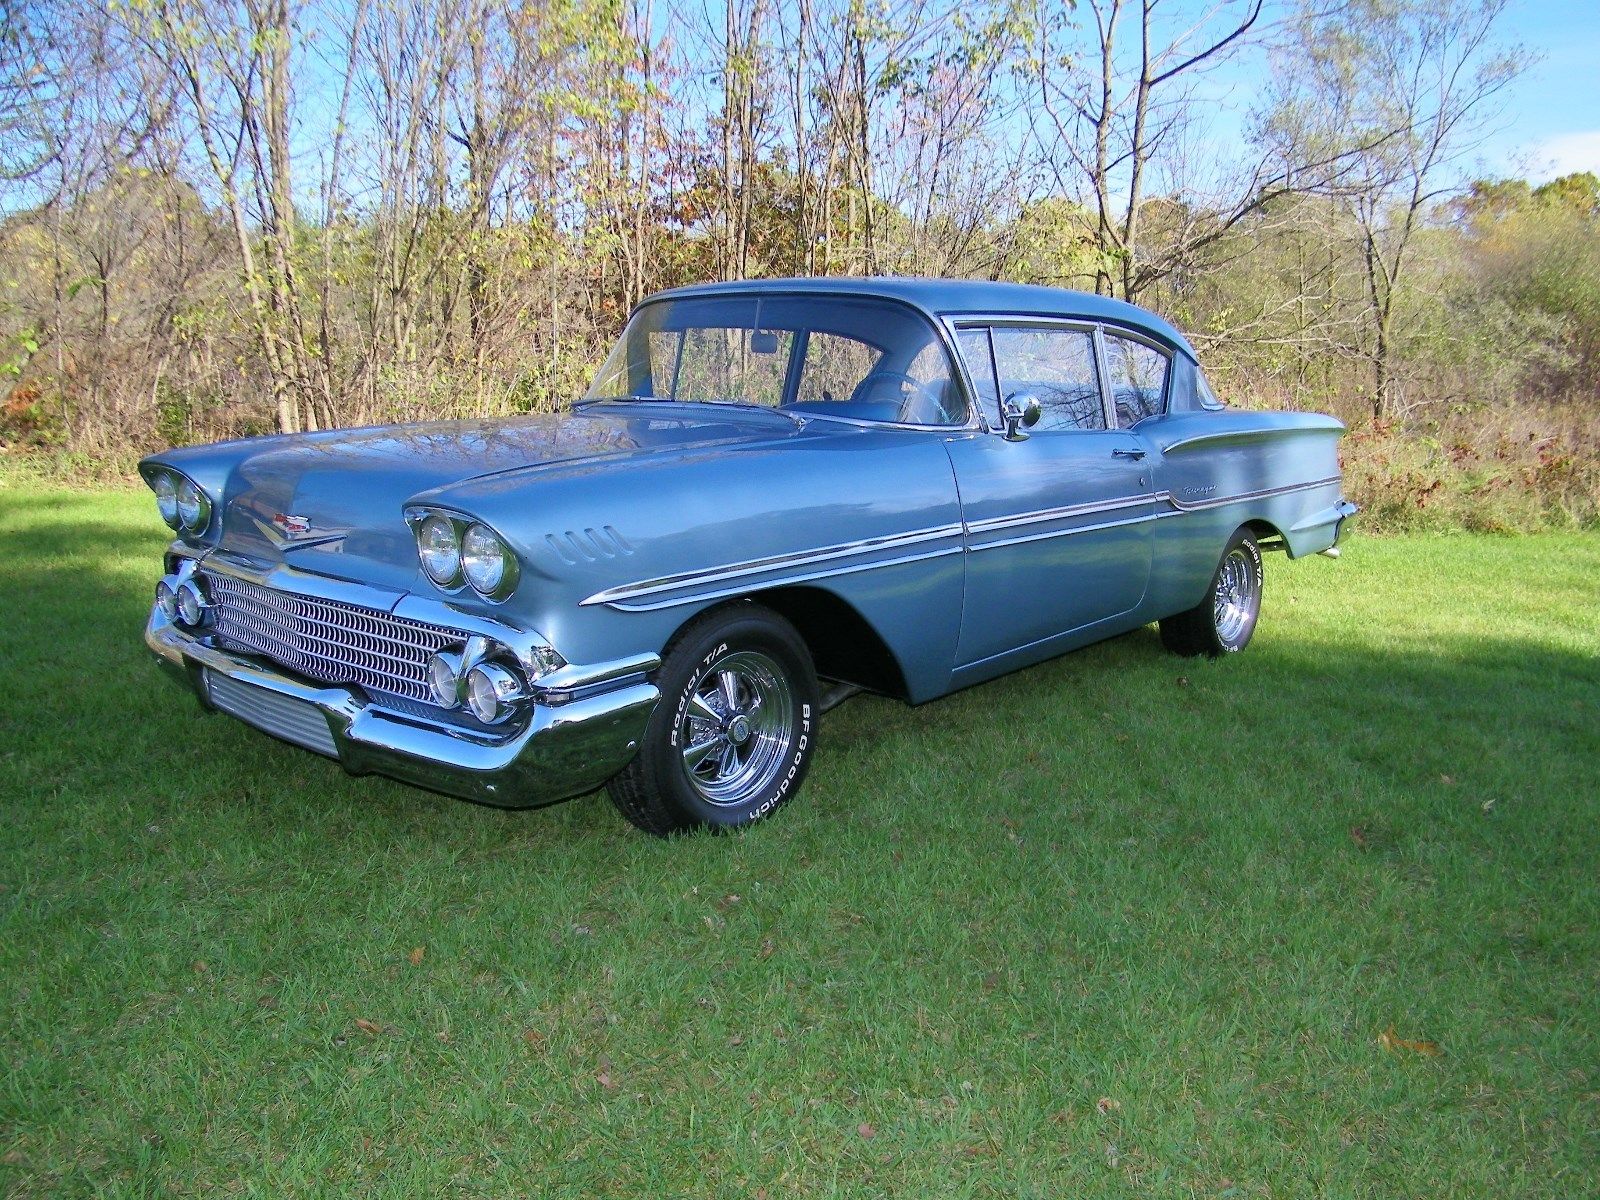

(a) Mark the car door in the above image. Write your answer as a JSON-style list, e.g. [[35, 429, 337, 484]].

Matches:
[[945, 321, 1160, 669]]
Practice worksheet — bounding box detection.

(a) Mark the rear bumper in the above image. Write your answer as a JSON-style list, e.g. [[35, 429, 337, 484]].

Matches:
[[146, 613, 659, 809]]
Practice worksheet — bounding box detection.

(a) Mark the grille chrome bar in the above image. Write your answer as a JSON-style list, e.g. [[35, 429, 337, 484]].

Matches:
[[205, 670, 339, 757], [204, 572, 461, 704]]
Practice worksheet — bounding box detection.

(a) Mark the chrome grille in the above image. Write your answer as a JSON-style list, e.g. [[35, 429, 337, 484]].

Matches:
[[205, 670, 339, 757], [204, 572, 460, 704]]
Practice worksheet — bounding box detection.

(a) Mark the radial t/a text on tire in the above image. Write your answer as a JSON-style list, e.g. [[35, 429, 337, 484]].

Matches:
[[607, 603, 819, 835]]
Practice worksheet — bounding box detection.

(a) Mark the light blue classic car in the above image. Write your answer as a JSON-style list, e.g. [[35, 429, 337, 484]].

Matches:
[[142, 278, 1355, 834]]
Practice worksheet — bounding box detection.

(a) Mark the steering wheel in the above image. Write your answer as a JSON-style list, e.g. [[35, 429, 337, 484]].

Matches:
[[849, 371, 946, 421]]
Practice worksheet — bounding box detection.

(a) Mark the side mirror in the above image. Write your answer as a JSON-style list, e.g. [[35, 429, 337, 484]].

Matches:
[[1000, 392, 1042, 441]]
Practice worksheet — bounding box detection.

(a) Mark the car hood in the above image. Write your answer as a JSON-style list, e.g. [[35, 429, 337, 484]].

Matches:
[[147, 405, 811, 591]]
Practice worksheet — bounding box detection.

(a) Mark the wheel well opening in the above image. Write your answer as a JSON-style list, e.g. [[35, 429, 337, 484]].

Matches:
[[1243, 518, 1287, 551], [738, 586, 909, 700]]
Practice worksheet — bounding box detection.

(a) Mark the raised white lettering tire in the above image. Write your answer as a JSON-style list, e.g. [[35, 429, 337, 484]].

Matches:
[[608, 603, 819, 835]]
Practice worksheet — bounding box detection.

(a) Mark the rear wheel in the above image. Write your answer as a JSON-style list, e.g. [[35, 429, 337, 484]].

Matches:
[[608, 604, 819, 835], [1159, 529, 1264, 657]]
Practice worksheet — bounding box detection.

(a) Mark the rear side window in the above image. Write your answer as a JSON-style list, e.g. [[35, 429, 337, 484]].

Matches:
[[1103, 333, 1170, 426], [989, 326, 1105, 432]]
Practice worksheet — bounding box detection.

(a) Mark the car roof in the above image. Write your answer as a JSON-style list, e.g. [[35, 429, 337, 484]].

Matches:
[[649, 276, 1198, 360]]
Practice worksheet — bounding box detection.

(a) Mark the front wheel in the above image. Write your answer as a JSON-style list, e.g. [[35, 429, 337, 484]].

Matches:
[[607, 604, 819, 835], [1159, 529, 1264, 657]]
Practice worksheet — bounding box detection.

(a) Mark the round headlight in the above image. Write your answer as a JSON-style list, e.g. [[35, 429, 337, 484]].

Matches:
[[465, 662, 526, 725], [153, 473, 180, 528], [427, 651, 461, 708], [155, 579, 178, 620], [176, 579, 208, 627], [417, 515, 461, 585], [176, 477, 210, 532], [461, 523, 513, 596]]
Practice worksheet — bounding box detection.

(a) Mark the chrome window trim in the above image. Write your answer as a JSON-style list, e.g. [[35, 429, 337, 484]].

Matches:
[[948, 314, 1111, 435], [1100, 325, 1175, 427], [601, 289, 983, 432]]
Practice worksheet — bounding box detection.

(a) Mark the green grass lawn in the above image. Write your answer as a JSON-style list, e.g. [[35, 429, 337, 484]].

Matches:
[[1, 486, 1596, 1198]]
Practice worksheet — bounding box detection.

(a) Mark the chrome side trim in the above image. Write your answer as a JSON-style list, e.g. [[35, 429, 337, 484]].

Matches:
[[968, 508, 1170, 553], [1161, 475, 1343, 512], [581, 522, 966, 609], [583, 476, 1346, 609], [965, 492, 1158, 536]]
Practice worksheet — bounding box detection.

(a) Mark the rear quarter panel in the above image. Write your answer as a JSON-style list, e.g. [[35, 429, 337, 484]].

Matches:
[[1143, 411, 1349, 616]]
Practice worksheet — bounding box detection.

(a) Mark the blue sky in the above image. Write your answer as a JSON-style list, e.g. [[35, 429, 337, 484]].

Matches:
[[1479, 0, 1600, 181]]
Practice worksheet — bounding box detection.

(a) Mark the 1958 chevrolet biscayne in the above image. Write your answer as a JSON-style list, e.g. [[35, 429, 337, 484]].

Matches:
[[142, 278, 1355, 834]]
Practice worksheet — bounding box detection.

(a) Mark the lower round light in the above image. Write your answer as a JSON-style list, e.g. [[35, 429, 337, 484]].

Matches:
[[417, 515, 461, 585], [466, 662, 526, 725], [427, 652, 461, 708], [176, 478, 209, 531], [153, 474, 180, 528], [156, 579, 178, 620], [176, 580, 207, 627], [461, 523, 510, 595]]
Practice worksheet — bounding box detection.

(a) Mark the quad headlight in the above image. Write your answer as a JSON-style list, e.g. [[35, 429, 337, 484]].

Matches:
[[409, 510, 519, 600], [465, 662, 527, 724], [145, 468, 212, 535], [153, 473, 180, 529], [461, 523, 515, 597], [417, 514, 462, 586], [176, 477, 209, 531]]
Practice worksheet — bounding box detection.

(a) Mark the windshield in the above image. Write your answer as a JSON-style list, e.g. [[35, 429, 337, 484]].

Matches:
[[583, 294, 966, 426]]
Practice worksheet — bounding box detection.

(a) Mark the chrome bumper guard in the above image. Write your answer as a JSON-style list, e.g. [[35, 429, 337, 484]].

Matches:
[[147, 612, 660, 809]]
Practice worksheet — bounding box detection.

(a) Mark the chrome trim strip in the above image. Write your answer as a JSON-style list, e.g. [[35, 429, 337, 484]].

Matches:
[[1162, 475, 1343, 512], [581, 522, 966, 608], [964, 492, 1159, 536], [595, 544, 966, 613], [968, 509, 1170, 552]]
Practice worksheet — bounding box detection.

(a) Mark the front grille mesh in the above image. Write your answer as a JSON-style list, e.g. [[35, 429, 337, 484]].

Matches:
[[205, 572, 459, 704], [205, 670, 339, 757]]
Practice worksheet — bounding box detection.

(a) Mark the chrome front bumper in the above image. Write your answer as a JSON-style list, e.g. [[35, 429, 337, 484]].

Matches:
[[146, 612, 660, 809]]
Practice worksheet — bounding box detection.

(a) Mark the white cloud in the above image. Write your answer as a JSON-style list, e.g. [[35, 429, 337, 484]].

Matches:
[[1525, 130, 1600, 181]]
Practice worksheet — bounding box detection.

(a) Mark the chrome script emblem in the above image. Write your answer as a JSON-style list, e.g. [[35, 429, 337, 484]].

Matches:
[[273, 513, 312, 536]]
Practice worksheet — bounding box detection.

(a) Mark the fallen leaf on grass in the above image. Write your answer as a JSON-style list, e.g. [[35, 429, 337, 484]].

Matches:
[[857, 1122, 876, 1139], [1439, 774, 1455, 785], [408, 946, 425, 966], [1096, 1097, 1121, 1115], [1349, 825, 1369, 850], [1378, 1025, 1442, 1057], [354, 1018, 382, 1036], [1175, 676, 1190, 687], [596, 1071, 619, 1091], [192, 961, 208, 974], [759, 937, 776, 959], [521, 1029, 544, 1048]]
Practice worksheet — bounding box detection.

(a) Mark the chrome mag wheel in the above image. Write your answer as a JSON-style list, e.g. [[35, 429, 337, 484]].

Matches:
[[677, 649, 796, 806], [1213, 545, 1261, 644]]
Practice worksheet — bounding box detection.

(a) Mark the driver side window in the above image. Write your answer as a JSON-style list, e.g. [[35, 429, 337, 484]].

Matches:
[[989, 326, 1106, 432]]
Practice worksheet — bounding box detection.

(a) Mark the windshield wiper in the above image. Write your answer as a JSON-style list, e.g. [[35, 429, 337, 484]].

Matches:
[[696, 400, 807, 429]]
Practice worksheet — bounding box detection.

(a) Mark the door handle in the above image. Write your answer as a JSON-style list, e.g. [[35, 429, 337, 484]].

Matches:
[[1112, 447, 1147, 460]]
